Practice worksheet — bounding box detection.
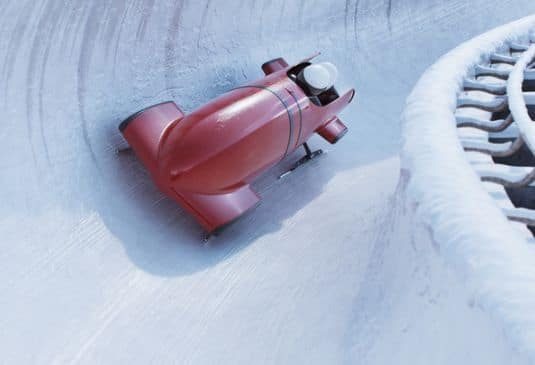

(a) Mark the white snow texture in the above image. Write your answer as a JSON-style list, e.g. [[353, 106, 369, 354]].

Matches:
[[3, 0, 535, 364], [402, 14, 535, 360]]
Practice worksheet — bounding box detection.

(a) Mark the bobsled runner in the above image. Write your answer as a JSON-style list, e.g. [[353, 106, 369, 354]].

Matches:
[[119, 54, 355, 234]]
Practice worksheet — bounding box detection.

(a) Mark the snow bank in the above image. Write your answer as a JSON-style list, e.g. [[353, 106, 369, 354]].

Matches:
[[508, 44, 535, 152], [401, 15, 535, 358]]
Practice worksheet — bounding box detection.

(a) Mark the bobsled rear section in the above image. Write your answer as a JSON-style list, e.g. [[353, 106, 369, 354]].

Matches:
[[119, 100, 263, 233], [173, 185, 260, 233], [119, 101, 184, 179]]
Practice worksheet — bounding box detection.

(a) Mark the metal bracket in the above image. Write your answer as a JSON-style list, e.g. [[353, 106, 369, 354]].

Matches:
[[278, 143, 323, 179]]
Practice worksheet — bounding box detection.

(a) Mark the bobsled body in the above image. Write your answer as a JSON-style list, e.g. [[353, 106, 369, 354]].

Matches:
[[120, 57, 355, 233]]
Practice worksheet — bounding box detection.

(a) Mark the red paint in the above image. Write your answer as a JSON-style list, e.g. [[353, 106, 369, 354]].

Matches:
[[120, 56, 355, 232]]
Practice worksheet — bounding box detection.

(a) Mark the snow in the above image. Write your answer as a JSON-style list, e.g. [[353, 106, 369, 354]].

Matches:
[[508, 45, 535, 152], [3, 0, 535, 363], [456, 114, 512, 131], [401, 14, 535, 360], [503, 206, 535, 224], [474, 163, 534, 184], [460, 138, 513, 155]]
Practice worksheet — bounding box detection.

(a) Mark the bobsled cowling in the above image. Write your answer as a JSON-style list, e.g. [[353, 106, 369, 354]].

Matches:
[[120, 57, 355, 233]]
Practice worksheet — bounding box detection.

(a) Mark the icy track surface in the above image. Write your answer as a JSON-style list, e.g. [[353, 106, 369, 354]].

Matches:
[[2, 1, 535, 364]]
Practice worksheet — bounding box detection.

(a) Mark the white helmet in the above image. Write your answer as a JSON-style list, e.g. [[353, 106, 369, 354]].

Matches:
[[302, 62, 338, 91]]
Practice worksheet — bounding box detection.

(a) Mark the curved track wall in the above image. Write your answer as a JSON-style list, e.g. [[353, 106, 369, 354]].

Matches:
[[2, 1, 535, 363]]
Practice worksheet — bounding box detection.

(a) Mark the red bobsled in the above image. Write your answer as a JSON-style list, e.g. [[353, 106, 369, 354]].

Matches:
[[119, 55, 355, 233]]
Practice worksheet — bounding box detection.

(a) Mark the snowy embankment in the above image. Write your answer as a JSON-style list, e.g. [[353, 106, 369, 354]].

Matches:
[[401, 15, 535, 358], [509, 45, 535, 151]]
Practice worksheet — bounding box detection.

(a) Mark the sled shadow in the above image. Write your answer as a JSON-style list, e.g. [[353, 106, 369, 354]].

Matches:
[[97, 137, 342, 277], [87, 60, 396, 277]]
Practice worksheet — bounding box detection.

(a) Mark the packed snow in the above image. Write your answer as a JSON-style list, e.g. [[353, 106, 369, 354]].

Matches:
[[3, 0, 535, 363], [401, 14, 535, 360], [508, 45, 535, 151]]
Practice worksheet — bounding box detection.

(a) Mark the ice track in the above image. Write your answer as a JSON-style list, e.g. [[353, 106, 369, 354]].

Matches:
[[1, 1, 535, 363]]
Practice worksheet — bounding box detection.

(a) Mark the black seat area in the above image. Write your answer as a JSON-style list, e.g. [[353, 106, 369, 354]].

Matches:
[[287, 63, 340, 107]]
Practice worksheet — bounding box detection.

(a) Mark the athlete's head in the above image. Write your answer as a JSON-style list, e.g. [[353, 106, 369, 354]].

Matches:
[[300, 62, 338, 95]]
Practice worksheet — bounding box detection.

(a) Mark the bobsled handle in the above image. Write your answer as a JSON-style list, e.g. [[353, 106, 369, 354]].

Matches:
[[262, 57, 289, 75], [316, 117, 348, 144]]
